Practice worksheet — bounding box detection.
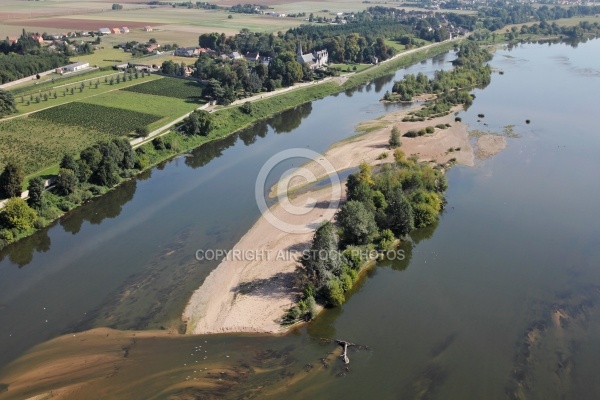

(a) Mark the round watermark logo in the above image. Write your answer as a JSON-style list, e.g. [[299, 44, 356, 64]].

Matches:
[[255, 148, 341, 234]]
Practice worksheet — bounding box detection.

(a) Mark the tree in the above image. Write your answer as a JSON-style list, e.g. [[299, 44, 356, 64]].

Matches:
[[302, 221, 341, 288], [0, 89, 17, 117], [56, 168, 78, 195], [60, 154, 78, 172], [27, 177, 45, 209], [336, 200, 378, 245], [385, 187, 414, 237], [1, 197, 37, 231], [182, 110, 212, 136], [0, 162, 24, 198], [91, 158, 120, 187], [161, 60, 177, 75], [389, 126, 401, 148]]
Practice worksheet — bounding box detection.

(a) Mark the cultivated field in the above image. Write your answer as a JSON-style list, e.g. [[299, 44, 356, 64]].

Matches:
[[80, 89, 201, 131], [31, 102, 161, 135], [0, 117, 115, 175], [122, 77, 202, 100]]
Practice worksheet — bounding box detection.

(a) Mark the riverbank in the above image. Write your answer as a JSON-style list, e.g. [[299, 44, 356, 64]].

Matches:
[[182, 103, 507, 334], [0, 40, 459, 252]]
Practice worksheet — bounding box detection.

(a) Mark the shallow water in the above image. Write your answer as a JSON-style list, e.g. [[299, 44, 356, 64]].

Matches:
[[1, 40, 600, 399]]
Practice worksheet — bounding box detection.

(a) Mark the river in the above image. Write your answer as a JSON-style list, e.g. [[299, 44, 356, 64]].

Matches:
[[1, 39, 600, 399]]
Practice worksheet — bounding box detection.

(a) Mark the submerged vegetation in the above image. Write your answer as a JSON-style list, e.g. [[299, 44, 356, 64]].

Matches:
[[285, 152, 447, 323]]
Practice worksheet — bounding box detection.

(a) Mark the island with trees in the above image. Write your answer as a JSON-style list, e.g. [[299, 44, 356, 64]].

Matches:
[[285, 151, 447, 323]]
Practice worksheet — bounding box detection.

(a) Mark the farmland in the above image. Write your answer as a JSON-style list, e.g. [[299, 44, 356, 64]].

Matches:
[[0, 117, 115, 175], [12, 72, 162, 115], [122, 77, 203, 100], [31, 102, 161, 136], [79, 90, 200, 131]]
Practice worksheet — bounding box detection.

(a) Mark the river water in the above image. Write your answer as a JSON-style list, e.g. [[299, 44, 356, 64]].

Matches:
[[1, 40, 600, 399]]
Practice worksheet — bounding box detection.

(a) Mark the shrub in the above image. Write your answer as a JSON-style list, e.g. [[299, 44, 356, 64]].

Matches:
[[425, 126, 435, 134], [404, 130, 418, 138], [389, 126, 401, 148], [240, 101, 253, 115], [455, 117, 462, 122], [152, 137, 166, 150], [1, 198, 37, 231], [324, 279, 345, 307], [33, 218, 47, 229], [436, 124, 447, 129], [136, 126, 150, 138], [377, 228, 395, 250], [135, 154, 150, 170]]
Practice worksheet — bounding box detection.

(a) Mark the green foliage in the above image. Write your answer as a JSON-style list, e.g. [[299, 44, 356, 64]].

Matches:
[[389, 126, 401, 148], [385, 187, 415, 237], [377, 228, 395, 250], [0, 89, 17, 117], [122, 77, 203, 100], [56, 168, 78, 195], [1, 197, 36, 231], [0, 162, 24, 198], [240, 101, 254, 115], [425, 126, 435, 134], [60, 154, 78, 172], [182, 110, 213, 136], [27, 177, 45, 209], [324, 278, 345, 307], [337, 200, 379, 245], [32, 103, 161, 136]]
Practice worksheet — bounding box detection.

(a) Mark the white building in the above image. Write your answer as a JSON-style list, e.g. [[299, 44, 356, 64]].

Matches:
[[98, 28, 111, 35], [63, 62, 90, 72], [296, 42, 328, 69]]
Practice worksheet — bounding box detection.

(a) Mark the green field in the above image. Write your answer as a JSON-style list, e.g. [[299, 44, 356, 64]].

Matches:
[[80, 90, 200, 131], [31, 102, 161, 135], [329, 63, 373, 73], [74, 47, 137, 68], [121, 77, 203, 100], [11, 73, 162, 114], [0, 117, 114, 175]]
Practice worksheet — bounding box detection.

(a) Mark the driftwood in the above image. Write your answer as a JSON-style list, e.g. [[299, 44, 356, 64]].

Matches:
[[336, 340, 356, 365], [315, 338, 370, 367]]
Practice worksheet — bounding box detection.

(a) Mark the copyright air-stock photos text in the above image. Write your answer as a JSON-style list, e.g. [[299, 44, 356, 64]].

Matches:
[[195, 148, 405, 263]]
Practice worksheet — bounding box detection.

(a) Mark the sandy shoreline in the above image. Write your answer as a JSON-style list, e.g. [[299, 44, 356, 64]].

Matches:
[[183, 105, 507, 334]]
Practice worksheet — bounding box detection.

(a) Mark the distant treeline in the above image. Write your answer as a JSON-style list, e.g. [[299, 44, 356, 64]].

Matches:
[[478, 3, 600, 31]]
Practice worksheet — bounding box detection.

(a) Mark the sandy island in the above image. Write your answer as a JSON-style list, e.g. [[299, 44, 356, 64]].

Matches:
[[183, 105, 507, 335]]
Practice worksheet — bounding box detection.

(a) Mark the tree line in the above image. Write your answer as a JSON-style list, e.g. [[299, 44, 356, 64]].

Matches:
[[0, 138, 142, 248]]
